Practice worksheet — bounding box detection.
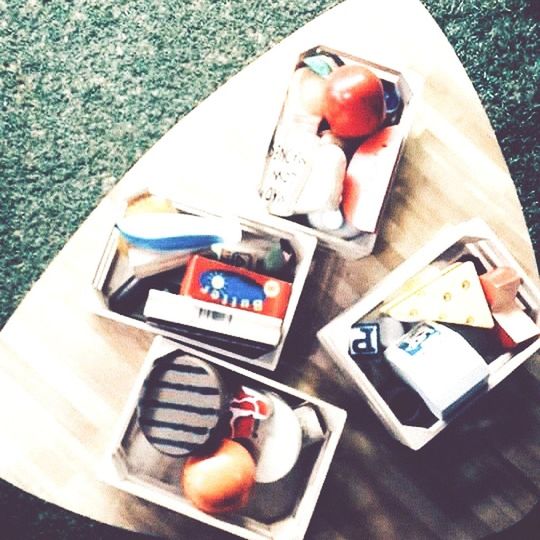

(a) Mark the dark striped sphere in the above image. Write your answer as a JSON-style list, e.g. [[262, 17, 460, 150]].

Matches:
[[138, 353, 226, 457]]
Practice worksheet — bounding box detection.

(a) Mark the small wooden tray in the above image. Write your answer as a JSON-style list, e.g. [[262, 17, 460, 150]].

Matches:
[[257, 45, 418, 260], [100, 336, 346, 540], [91, 196, 317, 371], [318, 218, 540, 450]]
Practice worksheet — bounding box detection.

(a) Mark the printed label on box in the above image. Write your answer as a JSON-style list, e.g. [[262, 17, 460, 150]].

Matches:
[[397, 323, 439, 356], [180, 255, 292, 319]]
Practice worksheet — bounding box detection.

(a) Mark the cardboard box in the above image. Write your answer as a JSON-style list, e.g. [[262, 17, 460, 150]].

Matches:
[[258, 45, 418, 260], [318, 219, 540, 449], [99, 336, 346, 540], [91, 197, 317, 371]]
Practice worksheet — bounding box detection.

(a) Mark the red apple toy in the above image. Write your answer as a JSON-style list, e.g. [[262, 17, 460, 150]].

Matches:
[[322, 64, 385, 138]]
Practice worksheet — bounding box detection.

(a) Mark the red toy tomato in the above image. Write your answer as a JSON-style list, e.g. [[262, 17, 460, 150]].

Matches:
[[323, 65, 385, 138]]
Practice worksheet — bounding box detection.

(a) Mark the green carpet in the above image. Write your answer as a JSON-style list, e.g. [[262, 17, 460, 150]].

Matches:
[[0, 0, 538, 537]]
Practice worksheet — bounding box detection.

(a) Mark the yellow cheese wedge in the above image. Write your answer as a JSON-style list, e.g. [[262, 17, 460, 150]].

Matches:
[[381, 262, 461, 313], [384, 261, 494, 328]]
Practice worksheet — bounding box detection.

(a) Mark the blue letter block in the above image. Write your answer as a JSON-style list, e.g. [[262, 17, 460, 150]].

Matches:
[[349, 322, 380, 359]]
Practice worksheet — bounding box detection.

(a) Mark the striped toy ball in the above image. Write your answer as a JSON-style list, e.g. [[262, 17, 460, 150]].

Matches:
[[138, 353, 227, 457]]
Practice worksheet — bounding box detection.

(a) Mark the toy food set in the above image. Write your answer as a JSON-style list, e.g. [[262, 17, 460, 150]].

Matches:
[[318, 219, 540, 449], [92, 191, 317, 370], [258, 46, 416, 260], [101, 336, 346, 540]]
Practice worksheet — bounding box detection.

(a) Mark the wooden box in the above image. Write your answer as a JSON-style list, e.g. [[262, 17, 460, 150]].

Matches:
[[91, 197, 317, 371], [258, 45, 418, 260], [318, 219, 540, 449], [99, 336, 346, 540]]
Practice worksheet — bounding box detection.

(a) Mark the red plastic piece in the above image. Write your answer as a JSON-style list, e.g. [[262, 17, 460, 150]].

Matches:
[[228, 386, 272, 441], [494, 323, 517, 351], [479, 266, 521, 312]]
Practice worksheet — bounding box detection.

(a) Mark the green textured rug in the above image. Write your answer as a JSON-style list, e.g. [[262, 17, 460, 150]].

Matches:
[[1, 0, 538, 537]]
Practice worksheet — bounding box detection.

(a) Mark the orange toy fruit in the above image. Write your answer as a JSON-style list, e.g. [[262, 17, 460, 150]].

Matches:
[[182, 439, 256, 514]]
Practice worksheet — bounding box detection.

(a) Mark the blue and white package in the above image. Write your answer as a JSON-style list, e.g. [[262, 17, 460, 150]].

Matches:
[[384, 322, 489, 420], [116, 213, 242, 251]]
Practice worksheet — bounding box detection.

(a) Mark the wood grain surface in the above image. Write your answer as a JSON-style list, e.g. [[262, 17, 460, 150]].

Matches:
[[1, 0, 538, 539]]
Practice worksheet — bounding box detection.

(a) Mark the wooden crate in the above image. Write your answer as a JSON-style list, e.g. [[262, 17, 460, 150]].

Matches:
[[99, 336, 346, 540], [91, 196, 317, 371], [257, 45, 419, 260], [318, 218, 540, 449]]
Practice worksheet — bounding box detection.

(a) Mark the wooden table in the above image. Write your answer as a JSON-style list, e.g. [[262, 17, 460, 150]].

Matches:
[[1, 0, 538, 538]]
